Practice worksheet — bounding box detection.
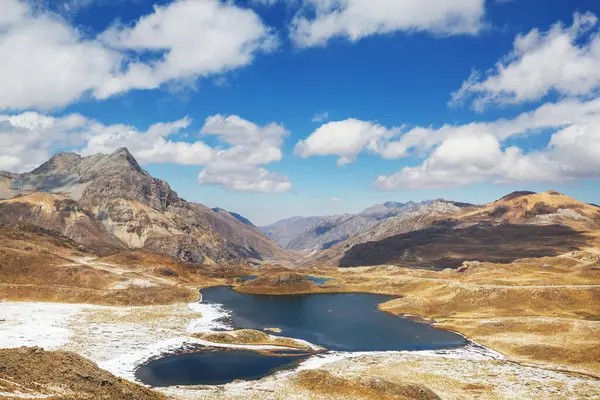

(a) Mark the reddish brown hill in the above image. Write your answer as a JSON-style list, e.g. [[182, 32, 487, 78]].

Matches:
[[336, 191, 600, 268]]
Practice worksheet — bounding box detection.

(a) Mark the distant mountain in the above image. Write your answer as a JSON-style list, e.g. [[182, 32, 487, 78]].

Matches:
[[0, 148, 287, 264], [260, 216, 323, 248], [333, 191, 600, 268], [314, 200, 470, 265], [262, 200, 466, 254]]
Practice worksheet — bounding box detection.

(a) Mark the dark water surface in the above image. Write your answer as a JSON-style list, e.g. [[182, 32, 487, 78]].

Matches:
[[136, 287, 466, 387], [136, 350, 305, 387], [304, 276, 331, 284], [202, 286, 466, 352]]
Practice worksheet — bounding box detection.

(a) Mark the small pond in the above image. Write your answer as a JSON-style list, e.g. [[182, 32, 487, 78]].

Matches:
[[304, 276, 331, 284], [136, 350, 305, 387]]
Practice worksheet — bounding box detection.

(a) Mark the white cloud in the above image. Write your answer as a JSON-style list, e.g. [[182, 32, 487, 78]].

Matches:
[[375, 123, 600, 189], [0, 0, 275, 110], [289, 0, 485, 47], [294, 98, 600, 166], [198, 115, 292, 192], [296, 98, 600, 177], [375, 132, 507, 189], [373, 98, 600, 189], [294, 119, 400, 165], [0, 112, 89, 171], [311, 111, 329, 123], [331, 197, 343, 202], [451, 12, 600, 110], [0, 111, 292, 193], [79, 117, 215, 165], [97, 0, 277, 98], [252, 0, 291, 5], [0, 0, 120, 110], [0, 112, 214, 172]]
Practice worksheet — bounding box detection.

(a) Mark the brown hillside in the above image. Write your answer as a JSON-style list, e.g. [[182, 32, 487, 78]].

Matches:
[[0, 347, 166, 399], [337, 191, 600, 268]]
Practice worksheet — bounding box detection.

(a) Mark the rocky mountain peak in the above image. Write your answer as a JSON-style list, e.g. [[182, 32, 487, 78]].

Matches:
[[111, 147, 132, 157], [31, 151, 82, 174], [107, 148, 144, 173]]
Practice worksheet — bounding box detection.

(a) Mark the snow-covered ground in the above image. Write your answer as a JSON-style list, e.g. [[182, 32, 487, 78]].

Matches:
[[0, 302, 90, 350], [3, 298, 599, 399], [0, 299, 325, 384], [0, 297, 506, 397]]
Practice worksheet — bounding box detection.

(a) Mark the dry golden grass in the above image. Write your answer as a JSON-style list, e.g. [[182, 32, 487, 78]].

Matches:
[[0, 226, 222, 306], [0, 347, 166, 399], [193, 329, 315, 351], [295, 370, 441, 400]]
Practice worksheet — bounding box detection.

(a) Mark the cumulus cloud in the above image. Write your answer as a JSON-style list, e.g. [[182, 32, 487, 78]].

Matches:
[[298, 97, 600, 170], [373, 98, 600, 189], [0, 112, 89, 171], [0, 0, 120, 110], [294, 119, 400, 165], [0, 112, 214, 172], [451, 12, 600, 110], [79, 117, 214, 165], [289, 0, 485, 47], [0, 112, 291, 193], [0, 0, 275, 110], [198, 115, 292, 192], [97, 0, 277, 98]]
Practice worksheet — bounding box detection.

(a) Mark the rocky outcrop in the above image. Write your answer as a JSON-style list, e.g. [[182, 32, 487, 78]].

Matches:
[[239, 273, 314, 293], [0, 193, 123, 254]]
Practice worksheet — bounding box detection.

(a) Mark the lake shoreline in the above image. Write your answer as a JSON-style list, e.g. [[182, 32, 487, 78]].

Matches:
[[2, 254, 599, 398]]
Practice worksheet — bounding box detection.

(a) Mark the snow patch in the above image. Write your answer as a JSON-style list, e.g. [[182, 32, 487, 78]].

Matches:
[[111, 279, 157, 289], [0, 302, 89, 350], [187, 300, 232, 332]]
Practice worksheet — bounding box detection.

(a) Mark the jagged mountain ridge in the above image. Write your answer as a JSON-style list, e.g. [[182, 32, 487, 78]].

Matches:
[[314, 200, 470, 265], [0, 148, 287, 264], [263, 200, 470, 254]]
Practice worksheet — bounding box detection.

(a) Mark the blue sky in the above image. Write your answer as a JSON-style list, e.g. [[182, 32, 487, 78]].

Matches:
[[1, 0, 600, 225]]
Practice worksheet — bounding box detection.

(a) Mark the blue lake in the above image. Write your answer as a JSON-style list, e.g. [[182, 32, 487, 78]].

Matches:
[[136, 286, 466, 387], [201, 286, 466, 352]]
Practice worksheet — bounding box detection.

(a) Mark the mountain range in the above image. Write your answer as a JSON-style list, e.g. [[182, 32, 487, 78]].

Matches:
[[260, 199, 472, 254], [1, 149, 598, 271], [332, 190, 600, 268]]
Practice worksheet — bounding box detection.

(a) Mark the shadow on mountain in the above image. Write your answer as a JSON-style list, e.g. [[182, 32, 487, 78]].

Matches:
[[339, 223, 588, 268]]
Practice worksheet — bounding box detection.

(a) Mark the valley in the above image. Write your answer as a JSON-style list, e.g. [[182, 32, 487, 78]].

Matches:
[[1, 150, 599, 399], [3, 1, 600, 398]]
